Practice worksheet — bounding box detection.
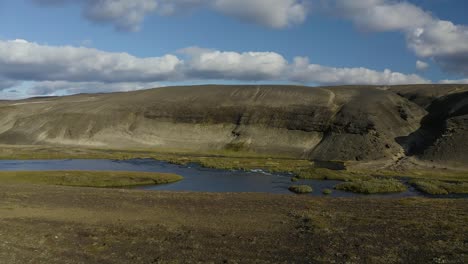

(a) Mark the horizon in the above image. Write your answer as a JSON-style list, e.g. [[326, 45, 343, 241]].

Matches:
[[3, 82, 467, 101]]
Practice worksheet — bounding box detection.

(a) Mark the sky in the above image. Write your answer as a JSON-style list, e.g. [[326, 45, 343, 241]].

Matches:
[[0, 0, 467, 99]]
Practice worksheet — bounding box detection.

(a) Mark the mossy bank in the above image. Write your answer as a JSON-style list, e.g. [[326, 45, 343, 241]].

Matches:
[[0, 171, 183, 188]]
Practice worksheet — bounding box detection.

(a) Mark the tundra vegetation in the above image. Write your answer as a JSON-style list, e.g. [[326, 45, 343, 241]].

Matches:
[[334, 178, 407, 194], [0, 171, 183, 188], [288, 185, 313, 194], [410, 179, 468, 195]]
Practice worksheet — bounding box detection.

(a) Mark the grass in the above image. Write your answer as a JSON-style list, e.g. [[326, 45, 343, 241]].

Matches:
[[0, 171, 183, 188], [288, 185, 313, 194], [334, 178, 407, 194], [194, 156, 313, 172], [322, 188, 332, 195], [295, 168, 372, 181], [296, 167, 468, 182], [410, 179, 468, 195], [370, 169, 468, 182]]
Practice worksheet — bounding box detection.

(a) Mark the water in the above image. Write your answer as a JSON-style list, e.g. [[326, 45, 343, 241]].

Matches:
[[0, 159, 424, 198]]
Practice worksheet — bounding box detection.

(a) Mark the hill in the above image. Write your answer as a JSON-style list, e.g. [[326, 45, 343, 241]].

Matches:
[[1, 84, 467, 165]]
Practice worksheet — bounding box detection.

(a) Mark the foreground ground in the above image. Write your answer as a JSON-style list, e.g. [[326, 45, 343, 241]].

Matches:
[[0, 184, 466, 263]]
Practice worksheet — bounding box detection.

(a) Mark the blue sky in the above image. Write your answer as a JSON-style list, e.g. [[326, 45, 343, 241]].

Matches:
[[0, 0, 467, 99]]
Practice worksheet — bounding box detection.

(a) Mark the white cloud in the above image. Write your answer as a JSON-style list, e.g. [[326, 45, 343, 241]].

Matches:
[[407, 21, 468, 75], [290, 57, 430, 85], [416, 60, 429, 71], [83, 0, 158, 32], [32, 0, 307, 30], [0, 39, 433, 99], [439, 79, 468, 84], [0, 39, 182, 83], [213, 0, 307, 28], [331, 0, 468, 76], [180, 47, 288, 80], [333, 0, 432, 32]]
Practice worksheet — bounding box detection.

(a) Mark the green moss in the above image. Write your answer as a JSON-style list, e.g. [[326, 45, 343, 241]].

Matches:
[[296, 168, 372, 181], [410, 179, 468, 195], [366, 169, 468, 182], [196, 156, 313, 172], [296, 167, 468, 183], [0, 171, 183, 188], [335, 178, 407, 194], [322, 188, 332, 195], [289, 185, 313, 194]]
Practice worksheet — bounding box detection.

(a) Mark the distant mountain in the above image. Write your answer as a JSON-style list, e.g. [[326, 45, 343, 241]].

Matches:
[[1, 84, 467, 165]]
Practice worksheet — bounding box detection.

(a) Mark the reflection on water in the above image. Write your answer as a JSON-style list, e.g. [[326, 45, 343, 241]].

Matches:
[[0, 159, 423, 198]]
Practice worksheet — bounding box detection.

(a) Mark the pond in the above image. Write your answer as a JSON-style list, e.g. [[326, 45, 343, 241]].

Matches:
[[0, 159, 425, 198]]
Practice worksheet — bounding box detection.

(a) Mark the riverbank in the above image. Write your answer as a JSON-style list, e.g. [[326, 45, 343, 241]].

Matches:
[[0, 183, 466, 263]]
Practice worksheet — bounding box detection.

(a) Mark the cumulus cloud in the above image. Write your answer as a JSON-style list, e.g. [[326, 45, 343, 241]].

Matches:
[[330, 0, 468, 76], [0, 39, 432, 99], [32, 0, 307, 31], [0, 39, 182, 83], [439, 78, 468, 84], [180, 47, 288, 80], [30, 0, 468, 76], [83, 0, 158, 31], [290, 57, 429, 85], [332, 0, 433, 32], [416, 60, 429, 71], [407, 21, 468, 75], [213, 0, 307, 29]]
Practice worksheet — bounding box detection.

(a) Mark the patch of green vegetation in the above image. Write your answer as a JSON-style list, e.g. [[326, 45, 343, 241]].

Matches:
[[297, 167, 468, 183], [295, 168, 372, 181], [334, 178, 407, 194], [322, 188, 332, 195], [195, 156, 313, 172], [291, 177, 299, 182], [367, 169, 468, 182], [410, 179, 468, 195], [289, 185, 313, 194], [0, 171, 183, 188]]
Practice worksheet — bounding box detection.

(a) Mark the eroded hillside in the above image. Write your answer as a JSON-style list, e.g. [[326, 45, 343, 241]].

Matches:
[[0, 84, 467, 164]]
